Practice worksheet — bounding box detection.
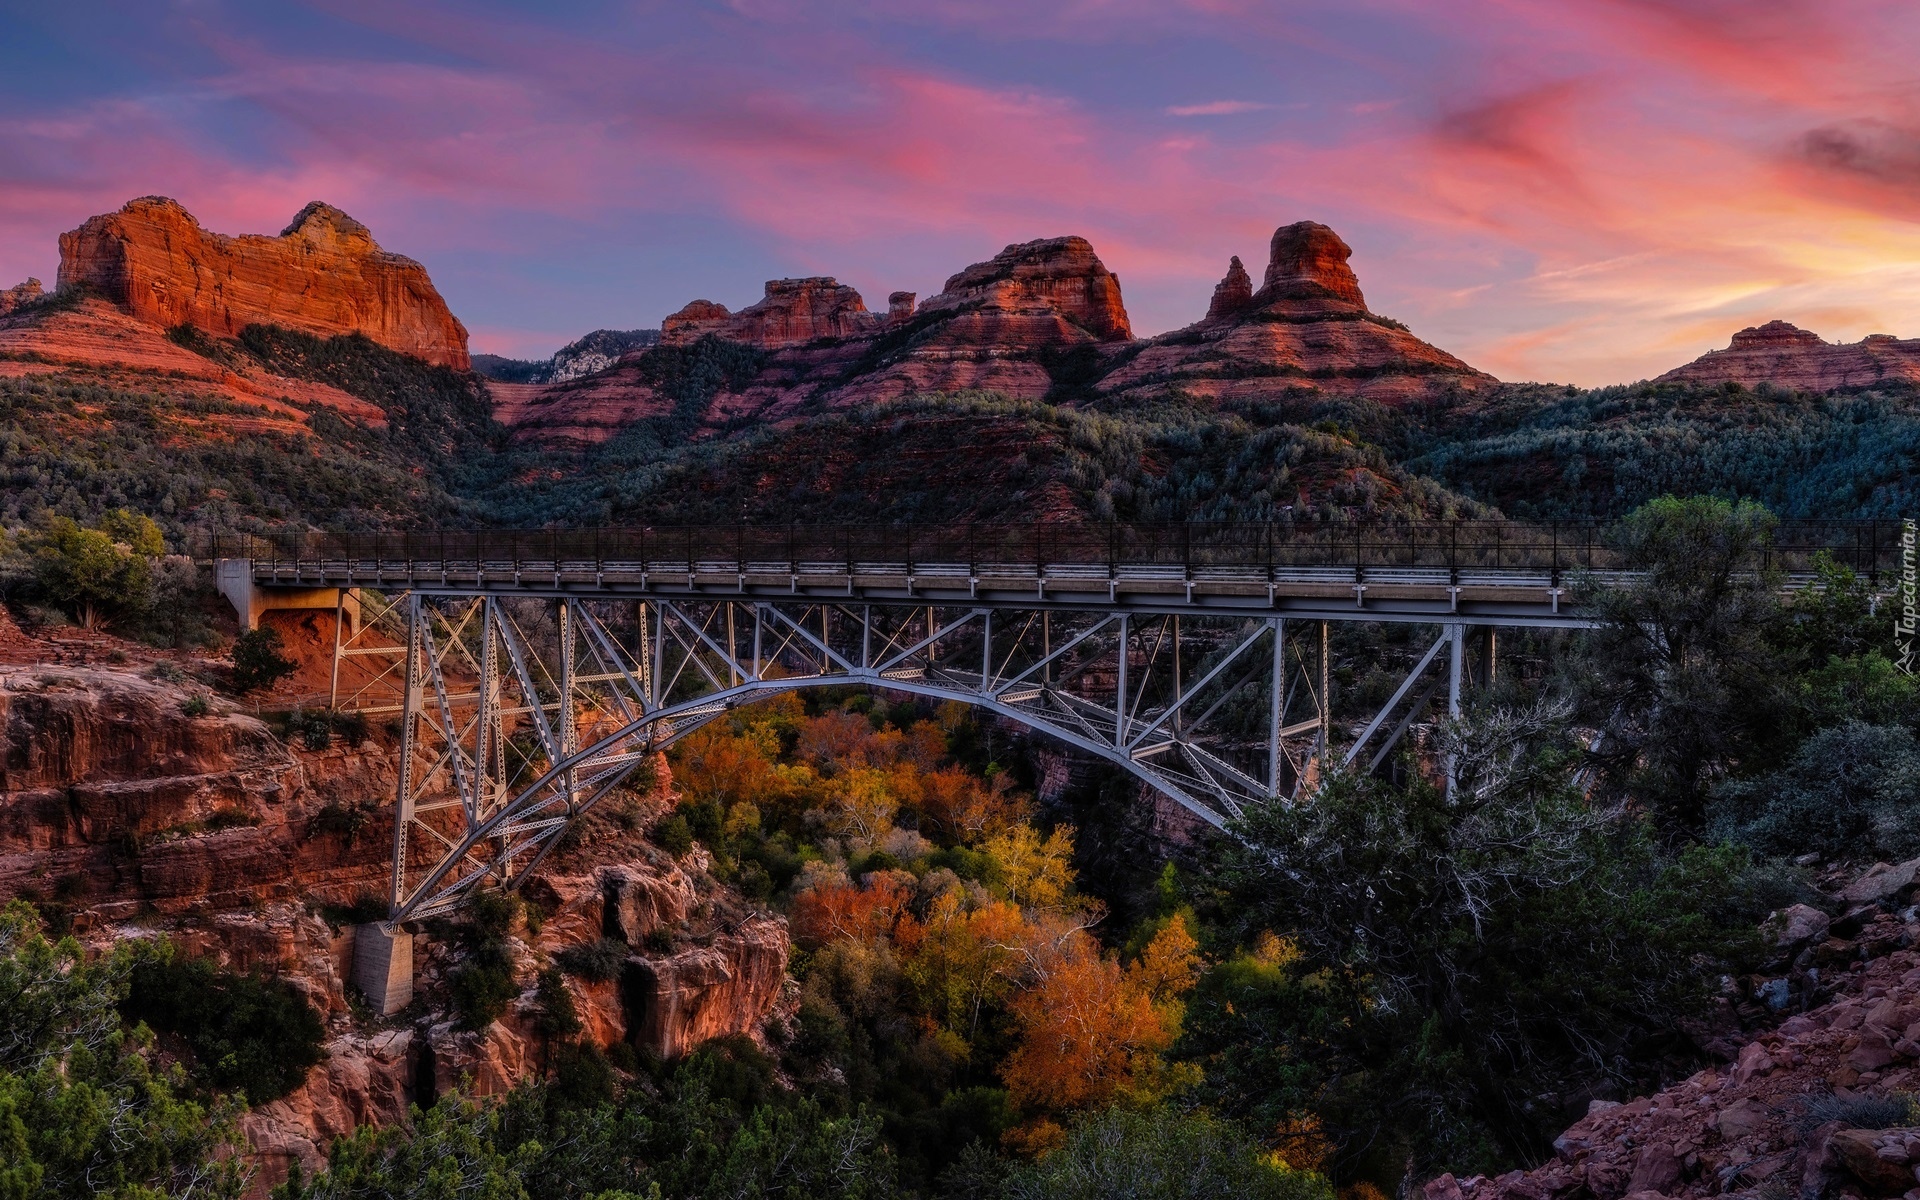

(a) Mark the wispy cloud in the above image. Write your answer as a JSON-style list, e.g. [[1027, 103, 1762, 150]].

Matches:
[[1166, 100, 1270, 117]]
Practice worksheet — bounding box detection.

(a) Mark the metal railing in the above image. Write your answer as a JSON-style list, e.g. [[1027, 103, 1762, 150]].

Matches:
[[200, 519, 1906, 585]]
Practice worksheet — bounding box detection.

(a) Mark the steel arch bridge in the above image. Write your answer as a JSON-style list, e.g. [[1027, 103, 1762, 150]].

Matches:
[[217, 518, 1899, 925]]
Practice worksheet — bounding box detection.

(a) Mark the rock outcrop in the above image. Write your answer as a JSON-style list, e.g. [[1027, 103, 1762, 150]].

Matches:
[[56, 197, 470, 368], [1260, 221, 1367, 308], [1655, 320, 1920, 392], [0, 619, 792, 1192], [918, 236, 1132, 341], [1097, 220, 1494, 407], [0, 278, 42, 315], [1205, 256, 1253, 322], [661, 278, 886, 348]]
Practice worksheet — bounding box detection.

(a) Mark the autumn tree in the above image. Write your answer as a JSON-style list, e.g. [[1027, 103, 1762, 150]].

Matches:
[[1000, 916, 1202, 1128]]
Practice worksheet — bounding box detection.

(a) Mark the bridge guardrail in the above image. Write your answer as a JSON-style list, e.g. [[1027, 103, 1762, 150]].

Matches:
[[197, 518, 1906, 585]]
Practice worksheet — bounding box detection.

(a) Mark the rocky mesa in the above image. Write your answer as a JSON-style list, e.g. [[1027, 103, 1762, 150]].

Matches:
[[1656, 319, 1920, 392], [56, 196, 471, 369]]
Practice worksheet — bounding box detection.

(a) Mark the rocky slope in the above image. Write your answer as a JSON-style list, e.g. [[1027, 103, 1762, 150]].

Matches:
[[1425, 860, 1920, 1200], [57, 196, 470, 369], [1655, 320, 1920, 392], [0, 616, 792, 1192], [502, 222, 1492, 448]]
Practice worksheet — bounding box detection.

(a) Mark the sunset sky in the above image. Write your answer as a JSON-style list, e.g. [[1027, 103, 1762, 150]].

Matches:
[[5, 0, 1919, 384]]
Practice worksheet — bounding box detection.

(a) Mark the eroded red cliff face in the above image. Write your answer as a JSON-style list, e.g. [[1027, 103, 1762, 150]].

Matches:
[[1655, 320, 1920, 391], [57, 197, 471, 369], [0, 625, 791, 1192]]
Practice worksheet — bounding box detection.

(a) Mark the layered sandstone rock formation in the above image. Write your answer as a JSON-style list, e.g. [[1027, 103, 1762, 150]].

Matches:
[[662, 277, 890, 348], [918, 235, 1132, 341], [1655, 320, 1920, 391], [1095, 220, 1494, 407], [57, 196, 470, 368], [500, 220, 1491, 447]]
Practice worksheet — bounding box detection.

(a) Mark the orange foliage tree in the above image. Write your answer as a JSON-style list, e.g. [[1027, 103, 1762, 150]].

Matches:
[[789, 872, 912, 949], [999, 915, 1202, 1117]]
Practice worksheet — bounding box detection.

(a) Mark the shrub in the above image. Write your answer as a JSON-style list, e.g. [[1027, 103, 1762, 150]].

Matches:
[[1796, 1091, 1920, 1132], [180, 693, 211, 718], [555, 937, 629, 982], [999, 1107, 1335, 1200], [655, 814, 694, 856], [231, 626, 297, 693], [123, 953, 327, 1104], [1710, 721, 1920, 861]]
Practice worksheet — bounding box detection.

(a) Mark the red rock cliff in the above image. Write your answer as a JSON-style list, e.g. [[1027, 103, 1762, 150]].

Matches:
[[919, 235, 1132, 340], [57, 197, 471, 369]]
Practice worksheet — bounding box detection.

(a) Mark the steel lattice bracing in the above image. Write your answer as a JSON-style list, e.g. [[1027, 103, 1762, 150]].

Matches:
[[333, 593, 1349, 923]]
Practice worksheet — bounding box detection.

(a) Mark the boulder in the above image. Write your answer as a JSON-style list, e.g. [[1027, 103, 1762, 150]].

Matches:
[[1845, 861, 1920, 906], [1774, 903, 1833, 948], [1830, 1128, 1920, 1195]]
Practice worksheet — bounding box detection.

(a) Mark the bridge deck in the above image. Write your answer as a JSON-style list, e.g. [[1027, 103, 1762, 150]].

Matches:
[[242, 557, 1600, 625]]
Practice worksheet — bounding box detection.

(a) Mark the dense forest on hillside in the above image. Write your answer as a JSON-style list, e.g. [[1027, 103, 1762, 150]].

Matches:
[[3, 324, 1915, 543]]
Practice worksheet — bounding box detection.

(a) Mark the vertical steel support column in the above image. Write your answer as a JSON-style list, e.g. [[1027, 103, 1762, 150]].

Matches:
[[727, 603, 739, 687], [980, 610, 992, 690], [1267, 618, 1285, 797], [861, 605, 871, 671], [1446, 622, 1465, 798], [1487, 628, 1498, 687], [328, 591, 345, 710], [1318, 621, 1330, 756], [651, 602, 666, 709], [558, 599, 576, 810], [389, 594, 424, 915], [752, 604, 763, 681], [475, 599, 498, 828], [1172, 615, 1183, 737], [636, 602, 650, 698], [1114, 614, 1130, 747], [1042, 612, 1051, 687], [1447, 622, 1464, 717]]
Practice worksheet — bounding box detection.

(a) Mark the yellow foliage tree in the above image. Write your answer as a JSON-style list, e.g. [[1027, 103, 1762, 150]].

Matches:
[[983, 823, 1077, 910]]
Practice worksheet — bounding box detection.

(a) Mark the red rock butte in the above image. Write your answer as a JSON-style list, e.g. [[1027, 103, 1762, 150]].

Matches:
[[56, 196, 471, 370], [1656, 319, 1920, 391]]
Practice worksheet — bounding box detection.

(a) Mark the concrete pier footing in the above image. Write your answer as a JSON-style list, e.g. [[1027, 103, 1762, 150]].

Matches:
[[352, 924, 414, 1016]]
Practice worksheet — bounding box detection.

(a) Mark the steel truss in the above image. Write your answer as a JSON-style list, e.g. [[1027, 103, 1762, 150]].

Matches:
[[339, 592, 1350, 923]]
